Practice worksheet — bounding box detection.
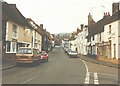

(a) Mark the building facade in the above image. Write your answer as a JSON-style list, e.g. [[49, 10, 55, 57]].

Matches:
[[2, 2, 32, 58], [103, 10, 120, 59], [27, 18, 43, 51]]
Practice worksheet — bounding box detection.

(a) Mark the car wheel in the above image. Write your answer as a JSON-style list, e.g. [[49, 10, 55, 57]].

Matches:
[[36, 60, 40, 65], [46, 58, 48, 62], [16, 63, 21, 66], [32, 61, 36, 66]]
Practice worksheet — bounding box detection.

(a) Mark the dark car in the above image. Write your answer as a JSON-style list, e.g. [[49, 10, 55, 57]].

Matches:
[[40, 51, 49, 62]]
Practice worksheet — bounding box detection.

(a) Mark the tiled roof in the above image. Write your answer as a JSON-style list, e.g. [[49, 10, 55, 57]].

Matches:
[[105, 10, 119, 25], [2, 2, 32, 29], [27, 18, 44, 36], [87, 10, 119, 38], [87, 16, 111, 38]]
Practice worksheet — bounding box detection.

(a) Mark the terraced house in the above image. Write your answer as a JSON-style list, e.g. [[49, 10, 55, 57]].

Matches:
[[102, 10, 120, 63], [2, 2, 33, 58], [27, 18, 44, 51]]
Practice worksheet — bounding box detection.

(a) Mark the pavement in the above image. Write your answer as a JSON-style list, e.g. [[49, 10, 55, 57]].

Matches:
[[1, 53, 119, 70], [79, 54, 119, 68], [1, 58, 16, 70]]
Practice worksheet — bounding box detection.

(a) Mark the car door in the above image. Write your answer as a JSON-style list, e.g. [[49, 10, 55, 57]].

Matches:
[[36, 49, 41, 60], [33, 49, 39, 61]]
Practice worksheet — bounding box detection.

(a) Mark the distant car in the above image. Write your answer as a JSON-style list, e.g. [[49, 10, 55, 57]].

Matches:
[[66, 49, 72, 55], [68, 51, 79, 58], [64, 47, 70, 53], [40, 51, 49, 62], [16, 47, 40, 66]]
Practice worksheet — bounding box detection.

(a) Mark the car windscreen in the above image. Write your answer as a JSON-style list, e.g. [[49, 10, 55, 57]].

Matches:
[[71, 51, 77, 53], [17, 48, 32, 54]]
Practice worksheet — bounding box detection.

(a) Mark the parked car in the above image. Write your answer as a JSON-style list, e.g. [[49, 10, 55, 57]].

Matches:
[[16, 47, 41, 66], [64, 47, 70, 53], [68, 50, 79, 58], [66, 49, 72, 55], [40, 51, 49, 62]]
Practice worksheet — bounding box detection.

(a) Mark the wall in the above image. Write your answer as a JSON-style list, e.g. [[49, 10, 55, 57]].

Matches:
[[104, 20, 119, 59]]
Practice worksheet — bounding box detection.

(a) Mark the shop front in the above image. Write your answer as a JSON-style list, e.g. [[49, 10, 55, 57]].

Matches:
[[97, 40, 111, 59]]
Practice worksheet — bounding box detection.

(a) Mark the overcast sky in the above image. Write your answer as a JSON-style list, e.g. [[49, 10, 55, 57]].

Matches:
[[4, 0, 120, 34]]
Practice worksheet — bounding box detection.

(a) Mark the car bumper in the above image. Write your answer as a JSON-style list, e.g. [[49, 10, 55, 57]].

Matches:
[[69, 55, 78, 57]]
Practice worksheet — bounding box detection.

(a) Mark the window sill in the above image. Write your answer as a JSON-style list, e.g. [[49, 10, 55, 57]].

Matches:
[[6, 52, 16, 54]]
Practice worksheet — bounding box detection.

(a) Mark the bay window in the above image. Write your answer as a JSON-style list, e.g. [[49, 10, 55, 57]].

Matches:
[[6, 41, 17, 53]]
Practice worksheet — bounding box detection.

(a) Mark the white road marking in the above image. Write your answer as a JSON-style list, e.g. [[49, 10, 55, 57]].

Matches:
[[82, 60, 90, 84], [82, 60, 100, 84], [94, 73, 99, 84], [82, 60, 88, 73], [21, 76, 37, 84], [85, 72, 90, 84]]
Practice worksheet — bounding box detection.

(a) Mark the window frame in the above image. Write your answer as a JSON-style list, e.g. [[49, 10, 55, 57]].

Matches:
[[12, 24, 18, 39]]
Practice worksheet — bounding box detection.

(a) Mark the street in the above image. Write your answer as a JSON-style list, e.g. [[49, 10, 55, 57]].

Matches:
[[2, 46, 118, 84]]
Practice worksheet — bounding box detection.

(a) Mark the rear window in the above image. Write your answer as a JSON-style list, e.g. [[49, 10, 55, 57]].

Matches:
[[71, 51, 77, 53], [17, 48, 32, 54], [40, 51, 47, 55]]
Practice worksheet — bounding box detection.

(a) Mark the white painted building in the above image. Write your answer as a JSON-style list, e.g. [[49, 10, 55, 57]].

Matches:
[[104, 10, 120, 59], [74, 25, 88, 55]]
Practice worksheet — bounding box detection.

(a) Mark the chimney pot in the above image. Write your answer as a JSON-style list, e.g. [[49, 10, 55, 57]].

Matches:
[[81, 24, 84, 31], [104, 12, 106, 16], [105, 12, 107, 16], [40, 24, 43, 29], [108, 12, 110, 16]]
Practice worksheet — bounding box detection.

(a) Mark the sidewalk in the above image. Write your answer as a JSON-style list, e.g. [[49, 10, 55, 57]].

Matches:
[[79, 54, 119, 68], [1, 58, 16, 70]]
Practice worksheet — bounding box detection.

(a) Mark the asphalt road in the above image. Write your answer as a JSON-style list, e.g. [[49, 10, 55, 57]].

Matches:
[[2, 46, 119, 85]]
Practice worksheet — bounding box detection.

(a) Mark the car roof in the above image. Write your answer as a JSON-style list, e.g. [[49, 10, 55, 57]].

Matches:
[[41, 51, 47, 53], [18, 47, 39, 50]]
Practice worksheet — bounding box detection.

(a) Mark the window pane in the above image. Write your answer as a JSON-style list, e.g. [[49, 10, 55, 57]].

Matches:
[[12, 25, 17, 38], [17, 48, 32, 54], [6, 42, 10, 52], [12, 42, 16, 52]]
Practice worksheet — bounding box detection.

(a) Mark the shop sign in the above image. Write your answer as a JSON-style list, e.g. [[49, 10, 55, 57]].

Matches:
[[97, 41, 110, 46]]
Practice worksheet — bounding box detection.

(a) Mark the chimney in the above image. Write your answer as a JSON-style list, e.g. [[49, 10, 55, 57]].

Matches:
[[105, 12, 107, 16], [112, 3, 119, 15], [77, 28, 80, 33], [108, 12, 110, 16], [81, 24, 84, 31], [40, 24, 43, 29], [103, 12, 106, 17], [103, 12, 110, 18]]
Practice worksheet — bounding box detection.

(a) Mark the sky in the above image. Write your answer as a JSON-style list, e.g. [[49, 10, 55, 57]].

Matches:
[[4, 0, 120, 34]]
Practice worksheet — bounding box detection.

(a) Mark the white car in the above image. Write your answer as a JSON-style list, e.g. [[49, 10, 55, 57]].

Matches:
[[68, 51, 79, 58]]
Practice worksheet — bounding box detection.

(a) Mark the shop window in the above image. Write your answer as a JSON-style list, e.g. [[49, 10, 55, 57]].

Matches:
[[11, 42, 17, 53], [6, 41, 17, 53], [6, 41, 11, 52]]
